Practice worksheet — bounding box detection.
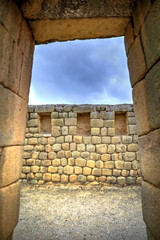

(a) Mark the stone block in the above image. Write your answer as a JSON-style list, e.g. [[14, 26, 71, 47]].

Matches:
[[65, 151, 72, 158], [113, 169, 121, 176], [141, 0, 160, 69], [122, 136, 132, 144], [70, 143, 76, 151], [124, 21, 135, 56], [73, 136, 82, 144], [112, 136, 121, 144], [26, 159, 35, 166], [64, 105, 72, 112], [142, 180, 160, 240], [83, 136, 91, 144], [74, 166, 82, 175], [35, 173, 42, 180], [45, 144, 52, 153], [40, 166, 47, 173], [108, 128, 115, 136], [29, 127, 39, 134], [107, 145, 115, 154], [128, 144, 138, 152], [91, 111, 100, 119], [69, 126, 77, 135], [87, 160, 95, 168], [31, 166, 39, 173], [128, 125, 137, 135], [116, 144, 126, 153], [91, 128, 100, 136], [52, 126, 61, 137], [42, 160, 51, 167], [133, 80, 151, 135], [99, 176, 106, 182], [127, 36, 147, 86], [127, 177, 136, 184], [28, 138, 38, 145], [61, 126, 68, 135], [123, 152, 136, 161], [117, 177, 126, 185], [0, 146, 23, 187], [132, 161, 139, 170], [51, 112, 58, 119], [95, 160, 103, 168], [90, 153, 100, 161], [133, 0, 151, 36], [69, 112, 77, 118], [96, 144, 107, 154], [65, 135, 72, 143], [43, 173, 51, 181], [107, 176, 116, 184], [139, 129, 160, 187], [64, 165, 73, 175], [91, 119, 103, 128], [52, 174, 60, 182], [92, 168, 101, 176], [56, 136, 64, 144], [130, 170, 138, 177], [68, 158, 74, 166], [48, 152, 56, 160], [52, 144, 61, 152], [62, 143, 69, 150], [75, 158, 86, 167], [0, 181, 20, 239], [77, 144, 85, 152], [61, 175, 68, 183], [22, 166, 30, 174], [39, 152, 47, 160], [104, 120, 114, 128], [86, 144, 95, 152], [58, 166, 63, 175], [65, 118, 77, 126], [145, 61, 160, 129], [115, 161, 124, 170], [102, 137, 111, 144], [122, 170, 129, 177], [72, 151, 80, 158], [83, 167, 92, 175], [101, 127, 107, 136], [27, 173, 34, 180], [78, 175, 86, 183], [92, 136, 101, 144], [27, 119, 39, 127], [70, 175, 77, 183], [128, 117, 136, 125], [48, 166, 57, 173], [0, 86, 27, 146], [102, 169, 112, 176], [34, 145, 44, 151], [51, 119, 63, 126], [52, 159, 60, 167], [48, 137, 56, 145], [61, 158, 67, 166], [104, 161, 114, 169], [87, 176, 95, 182]]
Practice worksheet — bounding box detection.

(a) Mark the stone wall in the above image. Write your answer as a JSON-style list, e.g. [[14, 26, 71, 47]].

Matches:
[[21, 104, 140, 185]]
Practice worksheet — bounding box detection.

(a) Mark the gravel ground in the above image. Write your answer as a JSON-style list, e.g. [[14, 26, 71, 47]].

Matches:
[[13, 184, 147, 240]]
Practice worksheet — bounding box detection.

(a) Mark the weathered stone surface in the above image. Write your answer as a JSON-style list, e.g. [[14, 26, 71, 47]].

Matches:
[[86, 144, 95, 152], [42, 160, 51, 166], [69, 126, 76, 135], [113, 169, 121, 176], [95, 160, 103, 169], [91, 119, 103, 128], [61, 175, 68, 183], [108, 145, 115, 154], [65, 118, 77, 126], [133, 80, 151, 135], [124, 21, 135, 56], [87, 160, 95, 169], [128, 36, 147, 86], [65, 135, 72, 143], [142, 180, 160, 240], [73, 136, 82, 144], [101, 154, 110, 162], [102, 136, 111, 144], [102, 169, 112, 176], [141, 0, 160, 69], [115, 161, 124, 170], [43, 173, 52, 181], [104, 161, 114, 169], [48, 166, 57, 173], [145, 61, 160, 130], [31, 166, 39, 173], [0, 181, 20, 239], [91, 128, 100, 136], [123, 152, 136, 161], [83, 167, 92, 176], [77, 144, 85, 152], [92, 168, 101, 176], [52, 144, 61, 152], [69, 174, 77, 183], [116, 144, 126, 153], [117, 177, 126, 185], [52, 119, 63, 126], [96, 144, 107, 154], [108, 128, 115, 136], [92, 136, 101, 144], [128, 144, 138, 152], [78, 175, 86, 183], [0, 86, 27, 146], [75, 158, 86, 167], [52, 126, 61, 137], [128, 125, 137, 135], [72, 151, 80, 158], [63, 165, 73, 175], [139, 129, 160, 187], [52, 174, 60, 182], [52, 159, 60, 167], [0, 146, 23, 187]]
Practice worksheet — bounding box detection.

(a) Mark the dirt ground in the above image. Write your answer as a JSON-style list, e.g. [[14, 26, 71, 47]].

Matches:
[[13, 183, 147, 240]]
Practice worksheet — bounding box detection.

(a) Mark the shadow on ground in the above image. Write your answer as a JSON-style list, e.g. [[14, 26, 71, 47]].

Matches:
[[14, 184, 147, 240]]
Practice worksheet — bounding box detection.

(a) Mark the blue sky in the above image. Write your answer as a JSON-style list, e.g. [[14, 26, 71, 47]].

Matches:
[[29, 37, 132, 105]]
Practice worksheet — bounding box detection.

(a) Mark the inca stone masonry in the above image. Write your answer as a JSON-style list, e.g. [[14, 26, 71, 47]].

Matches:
[[22, 104, 140, 185]]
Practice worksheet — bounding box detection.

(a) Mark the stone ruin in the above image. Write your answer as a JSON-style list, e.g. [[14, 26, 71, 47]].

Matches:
[[0, 1, 159, 239], [22, 104, 140, 185]]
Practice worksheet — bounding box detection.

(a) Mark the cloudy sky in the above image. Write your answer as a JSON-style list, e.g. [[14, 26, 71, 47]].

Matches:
[[29, 37, 132, 105]]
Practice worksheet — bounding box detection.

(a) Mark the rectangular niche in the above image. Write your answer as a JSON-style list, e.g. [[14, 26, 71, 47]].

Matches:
[[77, 113, 91, 136], [115, 112, 127, 135], [39, 113, 51, 134]]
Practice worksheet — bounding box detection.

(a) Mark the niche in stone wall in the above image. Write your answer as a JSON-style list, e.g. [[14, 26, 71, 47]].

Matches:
[[39, 113, 51, 134], [77, 113, 91, 136], [115, 112, 127, 135]]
